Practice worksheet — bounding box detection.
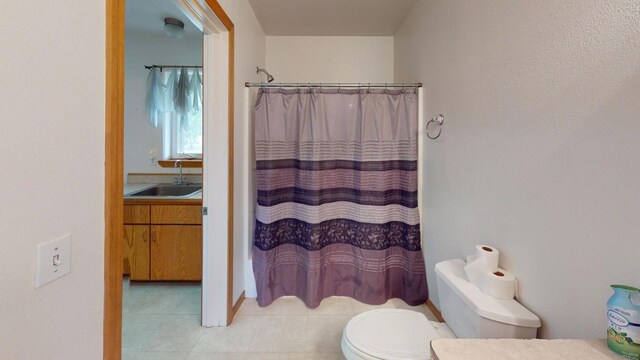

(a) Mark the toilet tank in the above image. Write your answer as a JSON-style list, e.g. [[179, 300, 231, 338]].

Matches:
[[435, 259, 541, 339]]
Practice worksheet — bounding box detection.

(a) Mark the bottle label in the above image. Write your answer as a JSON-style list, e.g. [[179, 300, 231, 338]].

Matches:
[[608, 307, 640, 359]]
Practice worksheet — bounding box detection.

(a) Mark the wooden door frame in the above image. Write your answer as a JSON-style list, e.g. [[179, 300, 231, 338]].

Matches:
[[104, 0, 235, 359]]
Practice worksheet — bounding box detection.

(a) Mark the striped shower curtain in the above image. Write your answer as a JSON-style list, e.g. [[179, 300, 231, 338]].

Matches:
[[252, 87, 428, 308]]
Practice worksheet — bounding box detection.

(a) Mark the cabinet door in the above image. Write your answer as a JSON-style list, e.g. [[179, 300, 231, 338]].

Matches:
[[124, 225, 150, 280], [150, 225, 202, 281]]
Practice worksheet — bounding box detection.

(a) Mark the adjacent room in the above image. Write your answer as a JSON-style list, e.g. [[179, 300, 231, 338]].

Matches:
[[1, 0, 638, 359], [121, 0, 205, 354]]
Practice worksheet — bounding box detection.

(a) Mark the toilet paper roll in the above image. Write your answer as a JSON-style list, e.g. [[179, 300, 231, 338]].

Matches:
[[464, 245, 500, 287], [474, 245, 499, 271], [480, 268, 516, 300]]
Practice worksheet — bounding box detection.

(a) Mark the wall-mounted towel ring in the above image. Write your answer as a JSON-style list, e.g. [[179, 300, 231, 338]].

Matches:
[[427, 114, 445, 139]]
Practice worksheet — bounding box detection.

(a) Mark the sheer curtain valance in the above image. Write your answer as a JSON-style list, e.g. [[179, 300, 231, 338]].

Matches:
[[145, 67, 202, 128]]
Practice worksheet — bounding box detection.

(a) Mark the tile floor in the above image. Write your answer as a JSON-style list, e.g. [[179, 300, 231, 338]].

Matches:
[[122, 278, 437, 360]]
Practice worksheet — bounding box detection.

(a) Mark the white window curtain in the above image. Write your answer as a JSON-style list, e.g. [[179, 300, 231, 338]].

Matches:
[[145, 67, 202, 129]]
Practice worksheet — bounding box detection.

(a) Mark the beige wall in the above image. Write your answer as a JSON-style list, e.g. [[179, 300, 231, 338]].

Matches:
[[266, 36, 394, 83], [395, 0, 640, 338], [0, 1, 105, 359], [218, 0, 266, 303]]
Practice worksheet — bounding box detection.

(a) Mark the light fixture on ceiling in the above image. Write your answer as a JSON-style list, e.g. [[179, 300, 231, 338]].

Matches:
[[164, 18, 185, 39]]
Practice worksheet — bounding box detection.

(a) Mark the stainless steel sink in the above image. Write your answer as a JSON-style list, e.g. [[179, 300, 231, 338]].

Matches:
[[126, 185, 202, 198]]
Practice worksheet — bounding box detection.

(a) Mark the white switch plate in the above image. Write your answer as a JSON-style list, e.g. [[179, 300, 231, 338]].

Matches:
[[35, 234, 71, 288]]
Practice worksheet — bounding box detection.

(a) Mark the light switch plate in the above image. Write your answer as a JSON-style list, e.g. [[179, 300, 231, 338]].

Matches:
[[35, 234, 71, 288]]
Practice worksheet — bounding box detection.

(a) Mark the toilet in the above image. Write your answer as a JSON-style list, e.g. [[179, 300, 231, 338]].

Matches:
[[341, 259, 541, 359], [341, 309, 455, 360]]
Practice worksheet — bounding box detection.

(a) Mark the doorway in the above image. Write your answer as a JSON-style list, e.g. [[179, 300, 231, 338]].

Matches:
[[105, 0, 235, 359], [122, 0, 204, 354]]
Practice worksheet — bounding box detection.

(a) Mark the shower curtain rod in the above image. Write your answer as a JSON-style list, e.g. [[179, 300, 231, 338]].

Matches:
[[144, 64, 203, 70], [244, 82, 422, 88]]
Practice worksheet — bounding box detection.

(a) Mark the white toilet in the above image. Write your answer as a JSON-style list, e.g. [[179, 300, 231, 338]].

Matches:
[[341, 259, 541, 359]]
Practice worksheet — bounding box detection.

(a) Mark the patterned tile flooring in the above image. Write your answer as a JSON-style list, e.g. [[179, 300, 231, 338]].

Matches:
[[122, 278, 437, 360]]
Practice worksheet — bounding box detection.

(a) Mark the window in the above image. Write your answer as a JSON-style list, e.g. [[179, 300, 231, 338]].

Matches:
[[163, 106, 202, 158], [179, 107, 203, 155], [147, 67, 203, 159]]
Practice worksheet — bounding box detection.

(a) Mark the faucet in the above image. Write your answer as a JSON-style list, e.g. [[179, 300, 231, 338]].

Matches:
[[173, 159, 187, 185]]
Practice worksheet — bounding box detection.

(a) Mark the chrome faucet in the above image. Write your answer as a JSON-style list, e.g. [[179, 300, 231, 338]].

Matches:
[[173, 160, 187, 185]]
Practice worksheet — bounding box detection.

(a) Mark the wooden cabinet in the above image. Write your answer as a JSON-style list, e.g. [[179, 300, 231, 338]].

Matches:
[[151, 205, 202, 225], [124, 225, 150, 280], [124, 205, 150, 224], [151, 225, 202, 280], [123, 203, 202, 281]]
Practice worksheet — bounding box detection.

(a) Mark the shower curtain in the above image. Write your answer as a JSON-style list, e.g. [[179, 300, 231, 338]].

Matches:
[[252, 87, 428, 308]]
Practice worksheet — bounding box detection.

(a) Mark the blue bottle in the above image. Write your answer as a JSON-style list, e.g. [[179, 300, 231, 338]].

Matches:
[[608, 285, 640, 359]]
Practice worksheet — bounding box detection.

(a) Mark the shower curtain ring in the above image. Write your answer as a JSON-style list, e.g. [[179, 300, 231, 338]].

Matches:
[[338, 84, 341, 93], [401, 83, 405, 93], [384, 83, 388, 93], [367, 83, 371, 93]]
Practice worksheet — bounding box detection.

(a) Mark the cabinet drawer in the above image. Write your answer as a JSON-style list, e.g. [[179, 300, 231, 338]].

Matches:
[[151, 205, 202, 224], [124, 205, 150, 224]]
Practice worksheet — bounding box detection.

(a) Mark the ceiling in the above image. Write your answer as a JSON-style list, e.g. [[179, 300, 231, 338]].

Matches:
[[126, 0, 418, 37], [249, 0, 418, 36], [125, 0, 201, 36]]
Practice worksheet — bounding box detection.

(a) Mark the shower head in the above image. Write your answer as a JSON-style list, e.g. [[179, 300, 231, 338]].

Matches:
[[256, 66, 275, 83]]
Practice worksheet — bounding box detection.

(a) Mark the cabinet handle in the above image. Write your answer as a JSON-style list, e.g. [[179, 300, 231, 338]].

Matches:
[[151, 228, 156, 243]]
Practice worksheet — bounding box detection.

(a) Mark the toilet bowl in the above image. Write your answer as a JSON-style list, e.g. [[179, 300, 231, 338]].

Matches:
[[341, 258, 541, 359], [341, 309, 455, 360]]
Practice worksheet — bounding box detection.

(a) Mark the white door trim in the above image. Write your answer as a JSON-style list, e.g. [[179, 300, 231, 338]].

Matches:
[[174, 0, 230, 327], [417, 88, 425, 246], [243, 88, 257, 298]]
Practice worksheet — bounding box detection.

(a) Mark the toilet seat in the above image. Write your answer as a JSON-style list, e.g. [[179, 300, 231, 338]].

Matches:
[[341, 309, 439, 360]]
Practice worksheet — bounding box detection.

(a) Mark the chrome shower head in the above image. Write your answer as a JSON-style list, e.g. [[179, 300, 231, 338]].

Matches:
[[256, 66, 275, 83]]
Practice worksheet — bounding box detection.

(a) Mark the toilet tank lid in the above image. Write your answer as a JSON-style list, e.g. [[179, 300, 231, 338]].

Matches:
[[435, 259, 541, 328]]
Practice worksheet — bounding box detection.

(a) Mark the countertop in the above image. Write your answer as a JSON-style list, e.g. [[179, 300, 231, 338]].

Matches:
[[123, 183, 202, 205], [430, 339, 619, 360]]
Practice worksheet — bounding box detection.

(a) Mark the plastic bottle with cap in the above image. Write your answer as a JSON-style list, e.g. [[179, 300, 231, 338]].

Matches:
[[607, 285, 640, 359]]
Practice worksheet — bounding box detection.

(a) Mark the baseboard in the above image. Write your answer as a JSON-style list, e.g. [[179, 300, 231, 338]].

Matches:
[[231, 291, 245, 318], [245, 259, 257, 298], [426, 299, 445, 322]]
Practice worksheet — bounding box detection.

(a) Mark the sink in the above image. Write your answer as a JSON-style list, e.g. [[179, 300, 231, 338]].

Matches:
[[126, 185, 202, 197]]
